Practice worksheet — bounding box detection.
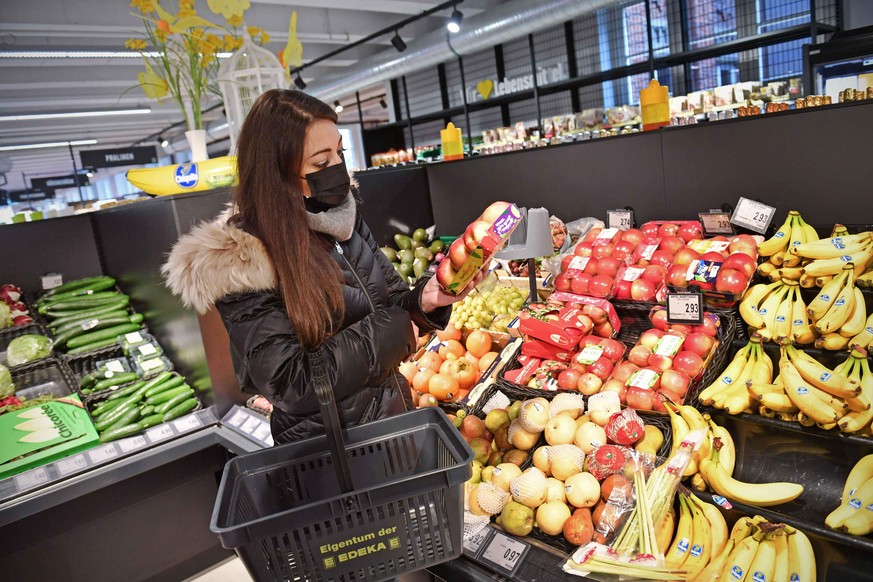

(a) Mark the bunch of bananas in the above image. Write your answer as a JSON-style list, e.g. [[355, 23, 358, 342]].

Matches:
[[739, 281, 816, 344], [807, 263, 871, 350], [755, 211, 820, 284], [659, 491, 728, 580], [792, 228, 873, 282], [698, 335, 773, 413], [752, 346, 872, 434], [696, 516, 815, 582], [665, 402, 805, 507], [826, 454, 873, 535]]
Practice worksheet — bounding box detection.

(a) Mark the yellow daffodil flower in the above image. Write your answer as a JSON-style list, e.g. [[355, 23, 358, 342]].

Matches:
[[137, 60, 169, 101], [125, 38, 148, 51], [130, 0, 155, 13], [208, 0, 250, 20], [281, 11, 303, 80]]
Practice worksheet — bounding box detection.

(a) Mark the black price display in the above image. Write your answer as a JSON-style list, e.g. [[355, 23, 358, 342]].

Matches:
[[463, 527, 491, 557], [730, 197, 775, 234], [479, 531, 528, 575], [667, 292, 704, 324], [699, 212, 735, 236], [608, 209, 634, 230]]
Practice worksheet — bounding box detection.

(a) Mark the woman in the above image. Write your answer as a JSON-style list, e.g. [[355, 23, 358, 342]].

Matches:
[[163, 89, 479, 444]]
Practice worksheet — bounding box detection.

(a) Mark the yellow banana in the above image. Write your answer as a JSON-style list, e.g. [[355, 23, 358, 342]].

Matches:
[[698, 344, 752, 406], [794, 213, 820, 245], [784, 526, 815, 582], [841, 454, 873, 505], [807, 265, 851, 320], [842, 357, 873, 433], [814, 267, 856, 333], [656, 507, 676, 555], [798, 273, 817, 288], [682, 493, 712, 581], [678, 404, 711, 464], [802, 243, 873, 278], [839, 287, 867, 338], [815, 275, 834, 287], [772, 530, 790, 582], [757, 262, 778, 279], [759, 392, 799, 414], [815, 332, 851, 350], [781, 212, 805, 267], [666, 402, 691, 459], [785, 345, 861, 398], [758, 213, 793, 257], [791, 231, 871, 260], [701, 440, 804, 507], [825, 476, 873, 531], [858, 270, 873, 287], [747, 535, 776, 582], [770, 251, 787, 267], [691, 472, 708, 492], [760, 406, 778, 418], [831, 224, 850, 238], [665, 493, 693, 569], [772, 283, 795, 342], [790, 287, 816, 345], [693, 538, 735, 582], [740, 282, 781, 329], [758, 285, 791, 341], [776, 266, 803, 281], [689, 494, 728, 559], [779, 358, 841, 424], [747, 382, 783, 398], [719, 529, 764, 581], [708, 418, 736, 477], [849, 312, 873, 350], [712, 347, 759, 410]]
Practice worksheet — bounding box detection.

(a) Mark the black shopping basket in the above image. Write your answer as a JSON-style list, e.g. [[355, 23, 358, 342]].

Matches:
[[210, 353, 474, 582]]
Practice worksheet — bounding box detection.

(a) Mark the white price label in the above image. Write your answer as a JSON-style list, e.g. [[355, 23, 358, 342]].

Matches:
[[118, 435, 148, 453], [577, 345, 604, 365], [699, 212, 735, 236], [253, 424, 272, 443], [594, 228, 619, 244], [79, 319, 100, 331], [241, 416, 261, 434], [730, 197, 776, 234], [667, 293, 704, 324], [622, 267, 645, 282], [638, 243, 658, 261], [568, 256, 589, 271], [87, 444, 119, 464], [56, 454, 88, 477], [105, 360, 126, 373], [41, 273, 63, 290], [140, 358, 164, 371], [654, 334, 685, 356], [14, 467, 50, 491], [146, 424, 175, 443], [463, 528, 490, 555], [480, 532, 528, 573], [124, 332, 144, 344], [608, 209, 634, 230], [138, 343, 158, 356], [227, 409, 248, 427], [173, 414, 203, 433], [627, 368, 660, 389]]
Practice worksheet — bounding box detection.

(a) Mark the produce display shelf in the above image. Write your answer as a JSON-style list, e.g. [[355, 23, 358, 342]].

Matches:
[[9, 357, 76, 401]]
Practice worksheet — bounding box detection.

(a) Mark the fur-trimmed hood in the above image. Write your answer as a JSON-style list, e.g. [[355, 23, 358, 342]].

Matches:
[[162, 206, 277, 314]]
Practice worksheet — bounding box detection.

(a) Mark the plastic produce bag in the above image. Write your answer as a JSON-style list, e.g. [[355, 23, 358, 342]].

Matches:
[[7, 335, 51, 367], [542, 217, 605, 278]]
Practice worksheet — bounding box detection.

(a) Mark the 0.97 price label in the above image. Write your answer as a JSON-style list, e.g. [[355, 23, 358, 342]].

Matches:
[[667, 292, 704, 324], [479, 531, 528, 575], [607, 209, 634, 230], [730, 197, 776, 234], [699, 212, 735, 236]]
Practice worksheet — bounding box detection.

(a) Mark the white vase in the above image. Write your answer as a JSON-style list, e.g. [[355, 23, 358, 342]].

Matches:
[[185, 129, 209, 163]]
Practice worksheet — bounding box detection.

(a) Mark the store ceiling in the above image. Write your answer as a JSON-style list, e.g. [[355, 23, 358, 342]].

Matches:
[[0, 0, 500, 194]]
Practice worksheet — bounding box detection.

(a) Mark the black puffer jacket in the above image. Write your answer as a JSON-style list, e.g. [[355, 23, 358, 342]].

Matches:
[[163, 206, 450, 444]]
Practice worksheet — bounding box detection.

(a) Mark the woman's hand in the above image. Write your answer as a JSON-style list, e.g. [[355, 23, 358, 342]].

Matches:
[[419, 263, 489, 313]]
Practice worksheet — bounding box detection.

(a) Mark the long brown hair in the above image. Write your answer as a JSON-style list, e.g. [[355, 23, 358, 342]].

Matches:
[[234, 89, 345, 347]]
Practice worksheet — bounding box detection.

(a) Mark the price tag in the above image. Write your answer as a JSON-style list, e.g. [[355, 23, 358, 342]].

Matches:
[[627, 368, 660, 388], [577, 344, 605, 365], [699, 212, 735, 236], [622, 267, 645, 282], [173, 414, 203, 433], [253, 423, 272, 443], [124, 332, 144, 344], [567, 256, 589, 272], [87, 444, 119, 464], [56, 454, 88, 476], [104, 359, 126, 373], [607, 209, 634, 230], [140, 358, 165, 372], [593, 228, 619, 245], [146, 423, 175, 443], [479, 531, 528, 575], [637, 242, 658, 261], [654, 334, 685, 356], [41, 273, 63, 290], [667, 292, 704, 324], [241, 416, 261, 434], [137, 343, 158, 356], [730, 197, 776, 234], [463, 527, 492, 556], [14, 467, 50, 492], [118, 435, 148, 453], [226, 409, 248, 427]]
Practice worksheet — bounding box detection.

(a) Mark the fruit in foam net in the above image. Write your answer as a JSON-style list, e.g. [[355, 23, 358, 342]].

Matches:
[[510, 467, 549, 508], [518, 397, 551, 432]]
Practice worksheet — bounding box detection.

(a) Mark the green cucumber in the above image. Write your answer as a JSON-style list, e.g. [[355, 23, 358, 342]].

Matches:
[[49, 303, 130, 328], [129, 313, 144, 324], [94, 399, 139, 431], [91, 372, 140, 393], [44, 276, 115, 297], [41, 294, 129, 314], [161, 398, 198, 422], [155, 392, 193, 415], [66, 324, 141, 349], [53, 315, 135, 348], [143, 376, 185, 397], [138, 414, 165, 429], [44, 291, 123, 305], [54, 310, 130, 335], [47, 298, 130, 321], [90, 397, 126, 417], [66, 337, 120, 355], [98, 423, 143, 443], [105, 379, 146, 401], [43, 281, 117, 302], [139, 371, 172, 393], [102, 406, 142, 434], [146, 386, 193, 406], [140, 405, 155, 416]]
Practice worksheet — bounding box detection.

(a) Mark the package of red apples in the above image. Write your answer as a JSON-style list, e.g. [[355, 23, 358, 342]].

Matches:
[[437, 202, 523, 295]]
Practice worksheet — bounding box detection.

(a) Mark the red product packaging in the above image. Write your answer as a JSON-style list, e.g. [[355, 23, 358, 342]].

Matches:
[[521, 337, 577, 362], [605, 409, 646, 446], [503, 356, 542, 385], [517, 305, 588, 349], [547, 292, 622, 337], [586, 444, 633, 481]]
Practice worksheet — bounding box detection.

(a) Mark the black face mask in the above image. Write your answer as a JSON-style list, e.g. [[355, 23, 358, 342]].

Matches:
[[303, 159, 350, 213]]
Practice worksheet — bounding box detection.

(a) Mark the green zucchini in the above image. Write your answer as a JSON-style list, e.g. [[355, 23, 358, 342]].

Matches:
[[44, 276, 115, 297], [161, 398, 198, 422], [140, 405, 155, 416], [143, 376, 185, 397], [98, 423, 143, 443], [66, 337, 120, 355], [145, 386, 193, 406], [66, 324, 141, 349], [41, 294, 129, 314], [47, 298, 130, 321]]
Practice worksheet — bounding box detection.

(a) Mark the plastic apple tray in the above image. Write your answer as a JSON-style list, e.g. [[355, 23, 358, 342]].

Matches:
[[10, 358, 76, 402]]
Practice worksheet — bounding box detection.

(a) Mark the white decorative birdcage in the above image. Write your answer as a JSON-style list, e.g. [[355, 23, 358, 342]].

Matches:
[[218, 33, 287, 152]]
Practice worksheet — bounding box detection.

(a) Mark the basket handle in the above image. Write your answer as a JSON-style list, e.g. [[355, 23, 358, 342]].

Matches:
[[311, 350, 355, 493]]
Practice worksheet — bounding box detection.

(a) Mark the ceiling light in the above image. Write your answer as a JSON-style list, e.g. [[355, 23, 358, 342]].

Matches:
[[85, 171, 94, 178], [0, 50, 231, 59], [379, 97, 388, 109], [0, 108, 151, 122], [0, 139, 97, 152], [158, 135, 169, 148], [391, 31, 407, 52], [447, 8, 463, 33], [294, 72, 307, 90], [334, 101, 344, 113]]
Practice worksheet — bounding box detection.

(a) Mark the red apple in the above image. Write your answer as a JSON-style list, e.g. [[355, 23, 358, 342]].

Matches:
[[628, 345, 652, 367], [588, 356, 614, 380], [613, 361, 640, 383], [561, 254, 575, 272], [574, 313, 595, 334], [639, 329, 665, 350], [436, 258, 456, 289], [650, 308, 669, 331], [669, 324, 694, 334], [660, 369, 692, 398], [678, 222, 704, 243], [729, 234, 758, 254], [558, 367, 582, 390], [570, 274, 592, 295], [600, 378, 627, 403], [577, 372, 603, 395], [650, 250, 675, 268], [449, 237, 470, 270], [673, 351, 704, 377], [732, 245, 758, 259], [583, 258, 599, 276], [464, 220, 491, 251], [715, 268, 749, 295], [579, 335, 602, 348], [612, 241, 637, 261], [723, 253, 756, 279], [647, 354, 674, 373], [592, 244, 615, 260], [641, 223, 660, 238], [614, 279, 632, 300], [642, 265, 667, 285], [652, 393, 670, 413], [658, 236, 685, 255], [584, 227, 603, 243], [597, 257, 622, 279], [684, 332, 715, 357], [658, 223, 680, 238], [481, 201, 512, 224], [672, 247, 702, 266], [600, 339, 625, 363], [631, 279, 656, 301], [574, 241, 594, 257], [589, 275, 614, 298], [702, 251, 727, 263], [621, 228, 645, 247], [583, 305, 608, 325], [666, 264, 689, 288], [626, 385, 655, 411], [594, 321, 615, 337], [695, 317, 719, 338], [554, 272, 572, 292]]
